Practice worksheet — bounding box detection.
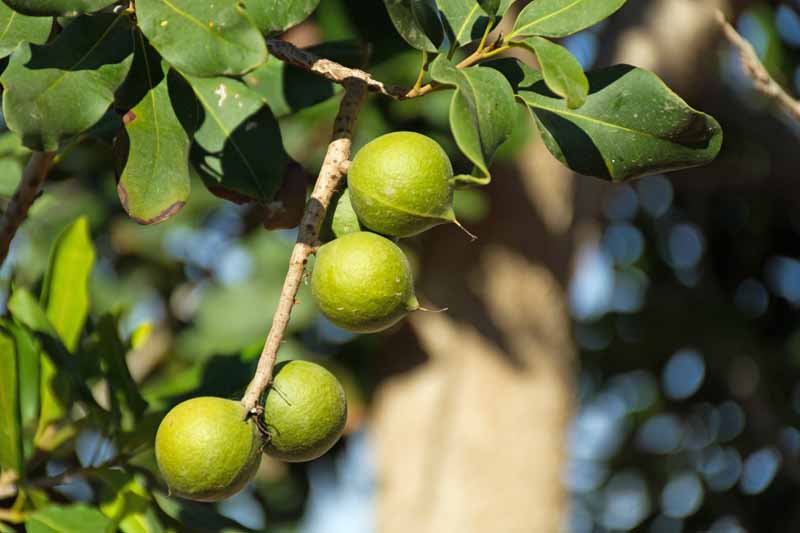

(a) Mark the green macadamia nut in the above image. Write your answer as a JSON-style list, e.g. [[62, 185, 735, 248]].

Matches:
[[348, 131, 459, 238], [321, 188, 362, 242], [155, 397, 262, 502], [262, 360, 347, 462], [311, 231, 419, 333]]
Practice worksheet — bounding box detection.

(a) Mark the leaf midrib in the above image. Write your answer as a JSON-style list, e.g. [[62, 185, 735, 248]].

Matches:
[[529, 99, 688, 144], [509, 0, 582, 38], [189, 80, 268, 200], [0, 11, 17, 43], [156, 0, 260, 53], [454, 4, 480, 44], [458, 71, 490, 170], [137, 32, 162, 194], [33, 14, 126, 103], [46, 241, 91, 352], [432, 59, 491, 176]]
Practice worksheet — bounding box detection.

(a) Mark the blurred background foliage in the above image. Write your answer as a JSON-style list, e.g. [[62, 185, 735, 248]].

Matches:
[[3, 1, 800, 532]]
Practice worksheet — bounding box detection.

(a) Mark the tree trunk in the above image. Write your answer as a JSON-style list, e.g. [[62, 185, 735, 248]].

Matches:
[[370, 1, 730, 531], [372, 152, 577, 532]]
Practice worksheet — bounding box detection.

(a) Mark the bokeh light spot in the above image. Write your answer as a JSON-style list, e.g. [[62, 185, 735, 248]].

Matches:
[[662, 349, 706, 400], [740, 447, 781, 494], [637, 175, 673, 218], [661, 472, 704, 518]]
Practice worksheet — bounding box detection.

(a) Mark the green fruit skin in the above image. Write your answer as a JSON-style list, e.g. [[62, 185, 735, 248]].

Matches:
[[155, 397, 262, 502], [263, 360, 347, 462], [348, 131, 455, 238], [322, 188, 362, 242], [311, 231, 418, 333]]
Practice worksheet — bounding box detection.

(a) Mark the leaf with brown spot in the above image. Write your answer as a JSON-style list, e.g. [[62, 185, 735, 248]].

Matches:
[[114, 34, 195, 225]]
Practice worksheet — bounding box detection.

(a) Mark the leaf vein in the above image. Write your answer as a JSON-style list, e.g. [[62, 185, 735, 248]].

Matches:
[[156, 0, 259, 52], [137, 32, 162, 192], [35, 14, 126, 101], [190, 82, 267, 200], [455, 4, 480, 43], [0, 11, 16, 43], [532, 101, 680, 143], [510, 0, 582, 38]]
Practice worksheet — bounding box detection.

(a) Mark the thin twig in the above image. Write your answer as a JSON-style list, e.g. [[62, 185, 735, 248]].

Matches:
[[241, 78, 368, 418], [242, 37, 512, 416], [267, 39, 406, 99], [267, 38, 508, 100], [0, 151, 55, 268], [716, 10, 800, 123]]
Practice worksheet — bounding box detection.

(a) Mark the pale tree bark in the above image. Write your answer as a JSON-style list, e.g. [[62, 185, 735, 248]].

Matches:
[[374, 250, 575, 533], [371, 1, 730, 531], [372, 148, 576, 533]]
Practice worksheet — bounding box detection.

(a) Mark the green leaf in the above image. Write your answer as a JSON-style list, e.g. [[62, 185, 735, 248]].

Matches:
[[521, 36, 587, 109], [93, 314, 148, 431], [437, 0, 490, 46], [6, 322, 40, 460], [0, 2, 51, 58], [244, 41, 366, 117], [411, 0, 445, 48], [0, 130, 28, 158], [0, 13, 133, 151], [115, 35, 192, 225], [97, 470, 163, 533], [321, 188, 362, 241], [429, 55, 516, 185], [41, 216, 95, 353], [7, 288, 71, 444], [246, 0, 321, 34], [0, 158, 23, 197], [8, 288, 59, 339], [8, 215, 102, 449], [27, 504, 115, 533], [509, 0, 627, 39], [136, 0, 267, 78], [0, 324, 22, 475], [0, 0, 116, 16], [0, 132, 28, 196], [384, 0, 441, 52], [185, 73, 292, 205], [516, 63, 723, 181], [119, 507, 162, 533]]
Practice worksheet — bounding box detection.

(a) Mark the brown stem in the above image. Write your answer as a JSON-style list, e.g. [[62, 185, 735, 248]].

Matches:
[[0, 151, 55, 268], [267, 38, 508, 101], [404, 43, 510, 98], [266, 38, 407, 99], [716, 10, 800, 123], [241, 79, 368, 417]]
